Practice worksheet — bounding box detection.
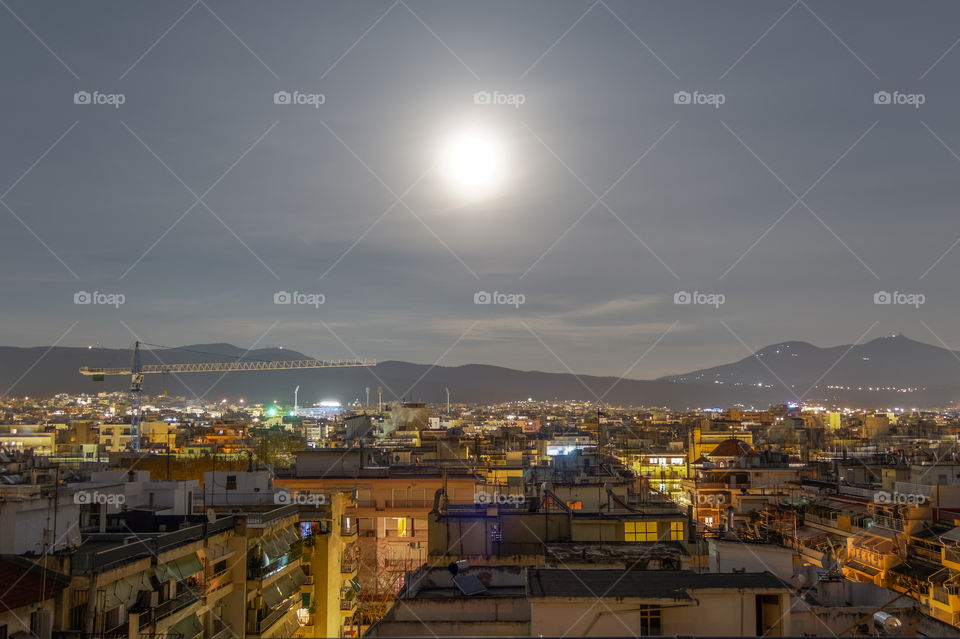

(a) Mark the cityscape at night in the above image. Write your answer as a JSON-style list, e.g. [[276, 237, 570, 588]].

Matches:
[[6, 1, 960, 638]]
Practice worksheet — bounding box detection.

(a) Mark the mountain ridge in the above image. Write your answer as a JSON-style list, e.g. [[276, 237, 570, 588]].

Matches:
[[1, 334, 958, 409]]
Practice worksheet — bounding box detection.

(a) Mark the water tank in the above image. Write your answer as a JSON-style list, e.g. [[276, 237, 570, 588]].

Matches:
[[874, 611, 902, 636]]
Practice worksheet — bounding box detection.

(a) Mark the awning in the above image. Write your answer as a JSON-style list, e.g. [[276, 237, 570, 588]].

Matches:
[[891, 560, 946, 582], [131, 572, 153, 593], [844, 560, 880, 577], [277, 575, 296, 599], [942, 527, 960, 543], [167, 553, 204, 581], [279, 525, 298, 545], [101, 588, 124, 610], [260, 534, 287, 560], [262, 583, 284, 609], [290, 566, 307, 588], [169, 613, 203, 639], [109, 577, 140, 606], [271, 534, 290, 558]]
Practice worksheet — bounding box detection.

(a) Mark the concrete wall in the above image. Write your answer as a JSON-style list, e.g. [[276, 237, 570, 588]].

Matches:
[[530, 591, 790, 637]]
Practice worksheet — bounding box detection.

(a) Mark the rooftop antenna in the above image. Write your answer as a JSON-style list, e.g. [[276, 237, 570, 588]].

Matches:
[[378, 386, 383, 414], [446, 387, 450, 415], [366, 386, 370, 409], [294, 385, 300, 413]]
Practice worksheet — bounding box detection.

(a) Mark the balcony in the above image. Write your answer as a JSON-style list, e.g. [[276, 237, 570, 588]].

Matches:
[[340, 558, 359, 574], [871, 514, 905, 532], [340, 597, 358, 612], [249, 597, 296, 635], [153, 589, 201, 621], [340, 522, 358, 540], [385, 499, 431, 509], [945, 547, 960, 568]]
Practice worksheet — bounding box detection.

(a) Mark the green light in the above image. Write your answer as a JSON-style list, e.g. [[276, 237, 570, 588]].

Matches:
[[267, 408, 277, 417]]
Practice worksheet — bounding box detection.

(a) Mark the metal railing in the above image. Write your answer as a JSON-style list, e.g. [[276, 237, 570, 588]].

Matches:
[[385, 499, 431, 508], [243, 504, 299, 528], [252, 597, 297, 634], [72, 517, 237, 574], [153, 589, 201, 621]]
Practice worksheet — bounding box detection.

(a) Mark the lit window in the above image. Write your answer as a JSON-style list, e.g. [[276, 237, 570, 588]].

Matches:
[[397, 517, 407, 538], [639, 605, 662, 635], [566, 500, 583, 511], [625, 521, 657, 542], [670, 521, 684, 541]]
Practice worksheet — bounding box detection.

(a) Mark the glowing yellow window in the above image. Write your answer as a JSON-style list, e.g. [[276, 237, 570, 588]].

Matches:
[[670, 521, 684, 541], [397, 517, 407, 537], [625, 521, 657, 542]]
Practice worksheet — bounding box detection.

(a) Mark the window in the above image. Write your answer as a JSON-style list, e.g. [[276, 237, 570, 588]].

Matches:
[[396, 517, 407, 538], [566, 500, 583, 511], [226, 475, 237, 490], [670, 521, 684, 541], [625, 521, 657, 542], [638, 605, 661, 635]]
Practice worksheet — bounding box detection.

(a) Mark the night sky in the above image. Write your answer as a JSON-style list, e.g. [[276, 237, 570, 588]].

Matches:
[[2, 1, 960, 378]]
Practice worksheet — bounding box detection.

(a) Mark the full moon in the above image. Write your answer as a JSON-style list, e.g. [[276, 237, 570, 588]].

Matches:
[[437, 128, 506, 199]]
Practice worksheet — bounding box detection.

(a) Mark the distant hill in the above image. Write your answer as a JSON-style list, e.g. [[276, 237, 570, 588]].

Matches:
[[1, 334, 959, 409]]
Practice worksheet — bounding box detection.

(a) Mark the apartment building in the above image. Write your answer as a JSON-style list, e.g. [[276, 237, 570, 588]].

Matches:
[[366, 565, 792, 637]]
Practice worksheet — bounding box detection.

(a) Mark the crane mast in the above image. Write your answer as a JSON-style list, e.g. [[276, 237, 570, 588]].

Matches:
[[80, 342, 375, 451]]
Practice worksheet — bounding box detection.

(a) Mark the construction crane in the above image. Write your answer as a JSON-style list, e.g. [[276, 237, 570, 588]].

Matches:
[[79, 341, 375, 451]]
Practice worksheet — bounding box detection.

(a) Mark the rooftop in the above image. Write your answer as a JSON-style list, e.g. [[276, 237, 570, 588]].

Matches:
[[527, 568, 790, 599]]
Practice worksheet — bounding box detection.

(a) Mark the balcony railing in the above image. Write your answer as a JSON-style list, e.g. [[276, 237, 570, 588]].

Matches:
[[341, 522, 358, 537], [871, 514, 904, 531], [340, 598, 358, 611], [153, 589, 201, 621], [340, 558, 359, 574], [945, 547, 960, 565], [385, 499, 431, 508], [250, 597, 296, 635]]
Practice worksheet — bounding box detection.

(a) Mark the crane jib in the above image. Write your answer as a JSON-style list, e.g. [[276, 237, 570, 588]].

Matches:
[[79, 359, 375, 376]]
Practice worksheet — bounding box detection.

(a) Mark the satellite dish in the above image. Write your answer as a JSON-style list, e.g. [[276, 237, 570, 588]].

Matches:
[[206, 508, 216, 524]]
